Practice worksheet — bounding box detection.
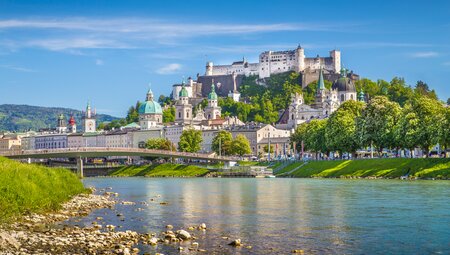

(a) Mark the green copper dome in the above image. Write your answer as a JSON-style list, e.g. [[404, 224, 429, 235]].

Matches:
[[139, 100, 162, 115], [139, 89, 162, 115], [208, 83, 218, 100], [179, 86, 188, 97]]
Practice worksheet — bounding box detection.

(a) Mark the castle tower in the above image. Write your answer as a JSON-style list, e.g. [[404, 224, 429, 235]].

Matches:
[[82, 101, 96, 133], [295, 44, 305, 72], [205, 83, 221, 120], [206, 61, 213, 76], [56, 114, 67, 133], [330, 50, 341, 73], [175, 83, 192, 124], [68, 115, 77, 133]]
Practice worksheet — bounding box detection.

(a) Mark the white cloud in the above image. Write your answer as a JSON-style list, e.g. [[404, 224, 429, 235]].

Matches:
[[0, 18, 335, 35], [0, 64, 36, 72], [443, 61, 450, 66], [409, 51, 439, 58], [156, 63, 182, 74], [0, 17, 348, 52], [95, 59, 104, 66]]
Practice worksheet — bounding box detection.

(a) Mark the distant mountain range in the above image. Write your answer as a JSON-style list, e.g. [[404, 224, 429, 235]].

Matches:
[[0, 104, 119, 132]]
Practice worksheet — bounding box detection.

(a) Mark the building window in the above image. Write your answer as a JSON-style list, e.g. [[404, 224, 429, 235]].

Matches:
[[341, 94, 344, 102]]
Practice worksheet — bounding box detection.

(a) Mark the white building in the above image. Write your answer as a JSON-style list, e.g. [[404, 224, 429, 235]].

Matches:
[[205, 45, 341, 79], [35, 134, 68, 149]]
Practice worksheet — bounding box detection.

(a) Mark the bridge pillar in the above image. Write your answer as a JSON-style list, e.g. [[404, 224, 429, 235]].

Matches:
[[76, 157, 84, 179]]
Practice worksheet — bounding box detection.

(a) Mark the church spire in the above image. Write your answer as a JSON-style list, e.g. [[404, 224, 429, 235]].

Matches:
[[317, 67, 325, 91]]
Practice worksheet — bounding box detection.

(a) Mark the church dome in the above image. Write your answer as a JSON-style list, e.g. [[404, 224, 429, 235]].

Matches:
[[138, 88, 162, 115], [332, 68, 356, 92], [138, 100, 162, 115], [208, 84, 218, 100]]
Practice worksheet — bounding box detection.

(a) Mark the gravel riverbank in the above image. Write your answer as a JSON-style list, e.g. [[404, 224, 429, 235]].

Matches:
[[0, 187, 240, 255]]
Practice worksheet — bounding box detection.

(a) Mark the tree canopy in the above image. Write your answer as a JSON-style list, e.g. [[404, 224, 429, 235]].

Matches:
[[178, 128, 203, 153], [211, 130, 233, 156], [232, 134, 252, 156]]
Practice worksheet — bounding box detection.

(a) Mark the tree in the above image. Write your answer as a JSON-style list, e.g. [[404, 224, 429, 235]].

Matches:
[[178, 128, 203, 153], [212, 130, 233, 156], [441, 108, 450, 155], [325, 100, 364, 157], [386, 77, 414, 106], [263, 144, 274, 154], [395, 96, 445, 157], [304, 119, 328, 157], [357, 96, 401, 153], [146, 138, 176, 151], [291, 122, 309, 153], [126, 101, 141, 124], [355, 78, 379, 100], [414, 80, 437, 100], [447, 98, 450, 106], [232, 134, 252, 156], [163, 106, 175, 123]]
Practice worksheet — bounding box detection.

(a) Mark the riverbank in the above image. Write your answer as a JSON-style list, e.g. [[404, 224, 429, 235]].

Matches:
[[108, 163, 210, 177], [276, 158, 450, 179], [0, 189, 143, 254], [0, 156, 86, 222]]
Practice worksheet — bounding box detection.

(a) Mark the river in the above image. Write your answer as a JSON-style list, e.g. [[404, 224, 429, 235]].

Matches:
[[78, 178, 450, 254]]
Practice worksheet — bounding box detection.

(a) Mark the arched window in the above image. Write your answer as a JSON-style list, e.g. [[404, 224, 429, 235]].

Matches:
[[291, 114, 294, 120], [178, 112, 181, 118], [341, 94, 345, 102]]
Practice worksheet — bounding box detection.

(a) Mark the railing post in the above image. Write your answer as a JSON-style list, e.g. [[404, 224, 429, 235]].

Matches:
[[76, 157, 84, 179]]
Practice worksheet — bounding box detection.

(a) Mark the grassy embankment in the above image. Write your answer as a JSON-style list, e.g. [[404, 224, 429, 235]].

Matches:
[[0, 157, 86, 222], [108, 163, 210, 177], [276, 158, 450, 179]]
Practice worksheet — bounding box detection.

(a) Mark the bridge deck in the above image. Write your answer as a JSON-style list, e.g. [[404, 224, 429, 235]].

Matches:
[[1, 147, 236, 162]]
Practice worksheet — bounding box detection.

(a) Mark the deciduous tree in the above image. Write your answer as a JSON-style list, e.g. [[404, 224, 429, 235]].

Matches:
[[178, 128, 203, 153]]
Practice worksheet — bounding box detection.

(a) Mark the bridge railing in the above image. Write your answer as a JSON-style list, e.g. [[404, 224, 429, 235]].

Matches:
[[0, 147, 238, 161]]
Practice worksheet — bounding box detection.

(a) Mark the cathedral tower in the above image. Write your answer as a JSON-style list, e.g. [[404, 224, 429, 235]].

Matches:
[[205, 83, 221, 120]]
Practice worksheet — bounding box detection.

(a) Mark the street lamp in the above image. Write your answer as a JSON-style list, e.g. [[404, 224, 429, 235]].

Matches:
[[268, 131, 271, 161]]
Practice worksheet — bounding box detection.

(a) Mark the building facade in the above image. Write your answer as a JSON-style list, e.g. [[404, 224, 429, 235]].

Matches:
[[204, 46, 341, 79]]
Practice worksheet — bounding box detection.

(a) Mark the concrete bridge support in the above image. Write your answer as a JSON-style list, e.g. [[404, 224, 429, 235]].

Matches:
[[76, 157, 84, 179]]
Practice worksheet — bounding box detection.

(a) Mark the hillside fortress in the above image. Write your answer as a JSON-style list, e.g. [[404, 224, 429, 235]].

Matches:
[[205, 45, 341, 78]]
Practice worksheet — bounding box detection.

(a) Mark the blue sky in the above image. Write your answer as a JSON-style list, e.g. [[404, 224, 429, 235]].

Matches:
[[0, 0, 449, 117]]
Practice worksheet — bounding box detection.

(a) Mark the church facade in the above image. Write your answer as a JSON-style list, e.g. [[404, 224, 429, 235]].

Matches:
[[277, 67, 357, 130]]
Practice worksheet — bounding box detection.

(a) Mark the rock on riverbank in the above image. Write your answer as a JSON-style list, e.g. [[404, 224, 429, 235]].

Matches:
[[0, 190, 142, 255]]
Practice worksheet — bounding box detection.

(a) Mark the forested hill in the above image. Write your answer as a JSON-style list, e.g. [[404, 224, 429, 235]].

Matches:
[[0, 104, 119, 132]]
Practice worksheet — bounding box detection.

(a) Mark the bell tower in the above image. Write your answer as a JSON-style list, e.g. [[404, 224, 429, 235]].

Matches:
[[82, 101, 96, 133]]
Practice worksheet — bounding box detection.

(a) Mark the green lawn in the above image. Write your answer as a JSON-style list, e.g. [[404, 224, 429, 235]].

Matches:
[[0, 157, 86, 222], [276, 158, 450, 179], [109, 163, 209, 177]]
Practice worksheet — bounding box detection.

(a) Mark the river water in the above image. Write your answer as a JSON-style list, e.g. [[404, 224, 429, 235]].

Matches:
[[79, 178, 450, 254]]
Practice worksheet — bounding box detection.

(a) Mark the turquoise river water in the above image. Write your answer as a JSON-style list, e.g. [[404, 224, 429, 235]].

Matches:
[[78, 178, 450, 254]]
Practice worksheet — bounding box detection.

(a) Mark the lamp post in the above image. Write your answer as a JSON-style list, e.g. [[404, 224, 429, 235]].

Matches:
[[268, 131, 271, 161]]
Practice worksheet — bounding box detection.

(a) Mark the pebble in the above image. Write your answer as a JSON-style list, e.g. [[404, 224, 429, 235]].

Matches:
[[228, 239, 242, 246]]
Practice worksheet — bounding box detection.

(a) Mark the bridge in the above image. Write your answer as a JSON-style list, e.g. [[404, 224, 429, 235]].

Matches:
[[1, 147, 236, 178]]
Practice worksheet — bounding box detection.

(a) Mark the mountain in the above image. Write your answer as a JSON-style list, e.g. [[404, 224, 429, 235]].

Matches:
[[0, 104, 120, 132]]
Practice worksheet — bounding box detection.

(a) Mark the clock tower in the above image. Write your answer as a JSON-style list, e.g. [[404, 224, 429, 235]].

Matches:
[[82, 101, 96, 133]]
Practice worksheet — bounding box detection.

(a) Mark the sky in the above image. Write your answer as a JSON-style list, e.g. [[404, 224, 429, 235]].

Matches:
[[0, 0, 449, 117]]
